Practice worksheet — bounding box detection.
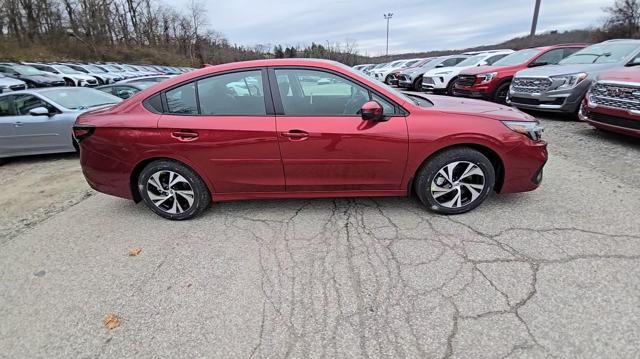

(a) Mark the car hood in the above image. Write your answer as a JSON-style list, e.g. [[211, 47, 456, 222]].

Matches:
[[67, 73, 96, 80], [461, 64, 523, 76], [515, 63, 618, 77], [596, 66, 640, 82], [424, 66, 466, 76], [411, 92, 536, 121], [0, 77, 26, 86]]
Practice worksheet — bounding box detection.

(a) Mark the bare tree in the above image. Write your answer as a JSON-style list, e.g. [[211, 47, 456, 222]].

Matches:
[[604, 0, 640, 37]]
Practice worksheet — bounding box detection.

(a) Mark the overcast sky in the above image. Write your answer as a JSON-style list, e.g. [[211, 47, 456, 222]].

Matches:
[[184, 0, 610, 55]]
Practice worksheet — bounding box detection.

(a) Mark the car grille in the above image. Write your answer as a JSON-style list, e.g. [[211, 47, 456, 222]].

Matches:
[[512, 77, 552, 93], [422, 77, 434, 85], [510, 97, 565, 106], [590, 82, 640, 112], [9, 84, 26, 91], [456, 75, 476, 86], [398, 75, 410, 82], [589, 112, 640, 130]]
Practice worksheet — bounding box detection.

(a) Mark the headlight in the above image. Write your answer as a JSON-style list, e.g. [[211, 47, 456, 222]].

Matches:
[[435, 71, 452, 75], [502, 120, 544, 141], [551, 73, 587, 90], [479, 72, 498, 84]]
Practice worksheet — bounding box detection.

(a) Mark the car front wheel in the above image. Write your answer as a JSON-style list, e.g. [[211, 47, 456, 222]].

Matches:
[[138, 160, 211, 220], [416, 148, 495, 215]]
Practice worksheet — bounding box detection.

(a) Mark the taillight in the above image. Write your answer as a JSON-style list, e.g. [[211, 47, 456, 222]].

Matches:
[[73, 125, 95, 143]]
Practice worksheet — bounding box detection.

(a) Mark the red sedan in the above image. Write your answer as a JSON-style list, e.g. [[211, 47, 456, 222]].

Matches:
[[74, 59, 547, 220]]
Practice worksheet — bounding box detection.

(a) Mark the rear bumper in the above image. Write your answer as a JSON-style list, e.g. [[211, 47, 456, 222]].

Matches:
[[80, 145, 134, 200]]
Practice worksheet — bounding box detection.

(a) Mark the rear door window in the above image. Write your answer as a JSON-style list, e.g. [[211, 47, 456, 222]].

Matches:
[[0, 96, 13, 116], [166, 83, 198, 114], [197, 70, 266, 115]]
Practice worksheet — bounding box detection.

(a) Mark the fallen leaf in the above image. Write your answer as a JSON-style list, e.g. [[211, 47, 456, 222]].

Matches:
[[103, 313, 121, 330], [128, 247, 142, 256]]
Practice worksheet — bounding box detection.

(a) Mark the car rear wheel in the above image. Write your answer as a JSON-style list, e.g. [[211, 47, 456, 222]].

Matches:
[[64, 78, 75, 87], [138, 160, 211, 220], [494, 82, 511, 104], [415, 148, 495, 215]]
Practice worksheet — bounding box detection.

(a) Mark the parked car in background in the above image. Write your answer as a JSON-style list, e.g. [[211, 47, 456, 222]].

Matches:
[[118, 75, 174, 84], [92, 64, 137, 79], [509, 39, 640, 115], [58, 63, 122, 84], [97, 82, 157, 99], [0, 63, 65, 88], [422, 50, 513, 94], [372, 59, 421, 84], [23, 62, 99, 87], [386, 58, 428, 86], [353, 64, 369, 71], [0, 74, 27, 93], [398, 55, 468, 91], [364, 63, 386, 76], [579, 66, 640, 138], [75, 58, 546, 220], [0, 87, 121, 163], [453, 44, 586, 104]]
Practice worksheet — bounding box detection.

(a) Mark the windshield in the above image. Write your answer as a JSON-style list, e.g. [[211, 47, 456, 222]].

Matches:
[[105, 65, 124, 72], [56, 65, 83, 74], [492, 49, 540, 66], [456, 54, 486, 67], [40, 88, 121, 109], [403, 60, 421, 68], [12, 65, 45, 75], [87, 65, 107, 73], [123, 65, 139, 71], [559, 43, 639, 64], [390, 61, 405, 67]]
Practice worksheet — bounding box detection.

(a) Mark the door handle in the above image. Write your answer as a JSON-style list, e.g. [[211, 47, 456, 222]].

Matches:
[[14, 121, 23, 127], [171, 130, 199, 142], [281, 129, 309, 141]]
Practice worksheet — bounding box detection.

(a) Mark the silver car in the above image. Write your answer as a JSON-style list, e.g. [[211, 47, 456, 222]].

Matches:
[[509, 39, 640, 114], [397, 55, 468, 91], [0, 88, 121, 163], [0, 74, 27, 93]]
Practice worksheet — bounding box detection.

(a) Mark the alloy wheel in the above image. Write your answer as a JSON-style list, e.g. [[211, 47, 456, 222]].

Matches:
[[430, 161, 486, 208], [146, 170, 195, 214]]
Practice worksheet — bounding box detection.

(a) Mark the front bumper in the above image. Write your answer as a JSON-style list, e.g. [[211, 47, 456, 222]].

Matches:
[[500, 140, 548, 194], [579, 100, 640, 138], [507, 81, 590, 114], [421, 76, 449, 91], [452, 84, 492, 99]]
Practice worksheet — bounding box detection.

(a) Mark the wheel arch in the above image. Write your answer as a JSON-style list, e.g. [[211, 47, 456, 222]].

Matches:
[[411, 143, 505, 195], [129, 156, 215, 203]]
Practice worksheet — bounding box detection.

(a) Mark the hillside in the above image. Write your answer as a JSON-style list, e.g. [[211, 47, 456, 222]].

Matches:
[[369, 29, 600, 62]]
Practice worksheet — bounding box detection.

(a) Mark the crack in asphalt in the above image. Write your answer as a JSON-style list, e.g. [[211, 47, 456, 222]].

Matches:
[[222, 197, 640, 358]]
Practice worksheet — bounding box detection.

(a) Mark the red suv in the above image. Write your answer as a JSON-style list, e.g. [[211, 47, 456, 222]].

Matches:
[[579, 67, 640, 138], [75, 59, 547, 220], [453, 44, 586, 103]]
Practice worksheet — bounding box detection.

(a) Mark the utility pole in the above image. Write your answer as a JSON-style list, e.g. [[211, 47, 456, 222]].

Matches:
[[530, 0, 542, 37], [384, 13, 393, 57]]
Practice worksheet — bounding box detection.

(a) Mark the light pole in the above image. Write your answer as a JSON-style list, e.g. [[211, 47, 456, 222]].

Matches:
[[530, 0, 542, 38], [384, 13, 393, 57]]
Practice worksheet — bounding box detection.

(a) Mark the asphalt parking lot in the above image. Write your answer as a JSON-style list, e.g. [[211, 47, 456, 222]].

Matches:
[[1, 115, 639, 358]]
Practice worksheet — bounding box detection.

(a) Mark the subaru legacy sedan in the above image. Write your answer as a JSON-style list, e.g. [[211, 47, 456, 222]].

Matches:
[[74, 59, 547, 220]]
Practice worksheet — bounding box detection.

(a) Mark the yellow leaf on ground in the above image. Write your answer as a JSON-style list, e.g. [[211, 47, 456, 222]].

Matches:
[[103, 313, 121, 330], [128, 247, 142, 256]]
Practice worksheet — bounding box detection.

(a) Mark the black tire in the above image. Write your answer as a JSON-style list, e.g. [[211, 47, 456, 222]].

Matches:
[[0, 158, 7, 166], [385, 75, 393, 85], [64, 78, 75, 87], [138, 160, 211, 220], [446, 77, 458, 96], [493, 82, 511, 104], [415, 147, 495, 215], [413, 77, 423, 91]]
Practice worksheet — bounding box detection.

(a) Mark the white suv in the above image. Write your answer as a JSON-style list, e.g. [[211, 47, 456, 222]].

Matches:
[[371, 59, 419, 83], [422, 50, 513, 94]]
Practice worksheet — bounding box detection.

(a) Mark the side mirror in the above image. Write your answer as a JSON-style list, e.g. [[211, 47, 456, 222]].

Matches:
[[478, 61, 488, 66], [29, 107, 50, 116], [361, 101, 385, 122]]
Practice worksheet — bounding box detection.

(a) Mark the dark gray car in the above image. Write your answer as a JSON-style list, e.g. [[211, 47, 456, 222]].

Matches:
[[0, 88, 121, 162], [508, 39, 640, 114]]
